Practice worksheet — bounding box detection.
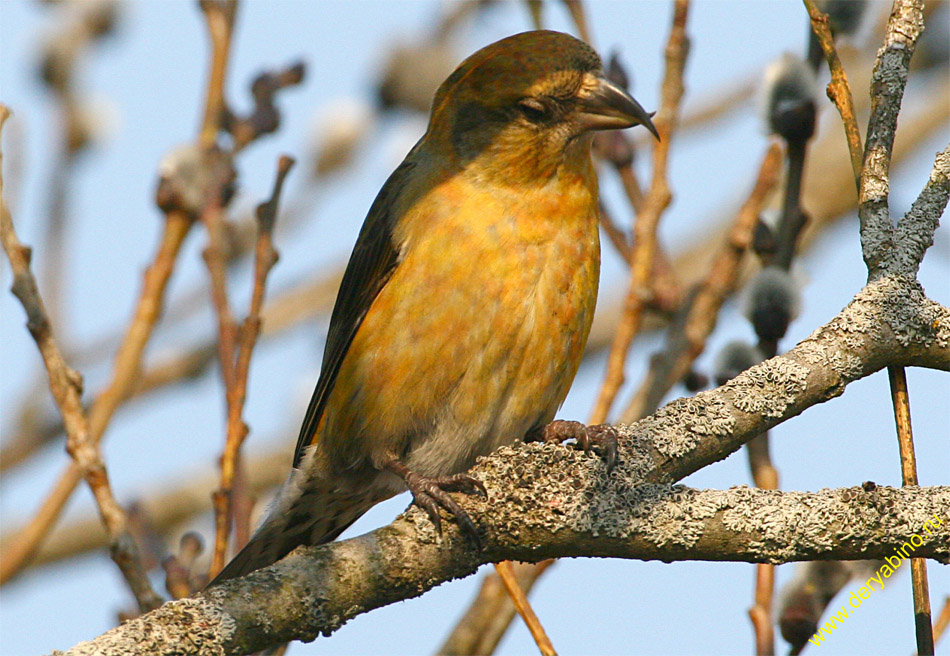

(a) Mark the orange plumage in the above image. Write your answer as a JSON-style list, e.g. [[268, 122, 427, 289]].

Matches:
[[212, 30, 657, 584]]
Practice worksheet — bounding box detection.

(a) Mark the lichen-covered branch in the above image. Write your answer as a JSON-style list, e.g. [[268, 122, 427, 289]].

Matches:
[[6, 84, 946, 481], [59, 483, 949, 656], [892, 144, 950, 277], [635, 275, 948, 486], [859, 0, 924, 278]]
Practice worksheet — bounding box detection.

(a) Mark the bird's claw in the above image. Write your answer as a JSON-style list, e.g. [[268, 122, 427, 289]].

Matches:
[[390, 464, 485, 545], [528, 419, 619, 472]]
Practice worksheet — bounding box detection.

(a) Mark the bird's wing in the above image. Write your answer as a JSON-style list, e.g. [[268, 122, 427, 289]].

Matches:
[[292, 154, 419, 468]]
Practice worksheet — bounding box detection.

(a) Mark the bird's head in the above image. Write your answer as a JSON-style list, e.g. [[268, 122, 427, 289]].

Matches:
[[423, 30, 658, 185]]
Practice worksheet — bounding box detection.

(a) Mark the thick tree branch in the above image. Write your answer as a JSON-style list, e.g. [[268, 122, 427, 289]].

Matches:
[[59, 483, 950, 656], [853, 5, 939, 651]]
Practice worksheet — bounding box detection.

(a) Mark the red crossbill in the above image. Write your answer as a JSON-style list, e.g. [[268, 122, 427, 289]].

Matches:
[[212, 29, 657, 583]]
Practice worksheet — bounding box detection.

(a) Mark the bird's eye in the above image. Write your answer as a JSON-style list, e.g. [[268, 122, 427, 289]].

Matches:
[[517, 98, 549, 122]]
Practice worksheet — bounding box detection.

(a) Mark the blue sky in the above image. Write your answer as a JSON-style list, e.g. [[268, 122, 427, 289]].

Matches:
[[1, 1, 947, 654]]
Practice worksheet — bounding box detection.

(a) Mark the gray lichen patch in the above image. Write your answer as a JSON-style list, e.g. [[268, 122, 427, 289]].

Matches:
[[875, 276, 947, 347], [61, 597, 230, 656], [727, 357, 809, 418], [718, 487, 868, 563], [934, 303, 950, 349], [641, 391, 735, 458], [469, 441, 603, 540], [793, 338, 862, 390], [819, 277, 947, 352], [560, 482, 717, 546], [817, 281, 892, 350], [466, 427, 667, 541], [889, 485, 950, 546], [610, 425, 656, 482]]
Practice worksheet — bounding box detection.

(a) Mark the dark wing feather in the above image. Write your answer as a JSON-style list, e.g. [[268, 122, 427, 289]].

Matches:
[[292, 155, 418, 468]]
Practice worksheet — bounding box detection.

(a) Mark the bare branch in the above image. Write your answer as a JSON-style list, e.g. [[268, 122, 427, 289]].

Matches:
[[437, 560, 555, 656], [0, 106, 162, 612], [803, 0, 864, 188], [198, 0, 238, 148], [620, 141, 783, 422], [493, 561, 555, 656], [590, 0, 691, 424], [211, 156, 293, 576]]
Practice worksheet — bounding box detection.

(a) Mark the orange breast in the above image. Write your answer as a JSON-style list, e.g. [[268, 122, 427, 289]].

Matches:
[[319, 165, 600, 476]]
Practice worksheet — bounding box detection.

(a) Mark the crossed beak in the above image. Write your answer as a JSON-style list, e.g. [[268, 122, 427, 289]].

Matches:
[[577, 75, 660, 140]]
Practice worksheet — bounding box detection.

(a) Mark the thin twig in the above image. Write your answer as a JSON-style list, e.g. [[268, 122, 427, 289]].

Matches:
[[597, 201, 631, 261], [933, 596, 950, 650], [201, 194, 240, 390], [748, 427, 779, 654], [0, 209, 192, 585], [198, 0, 237, 148], [617, 162, 645, 214], [438, 560, 556, 656], [209, 156, 293, 577], [494, 562, 557, 656], [35, 1, 115, 332], [888, 366, 934, 655], [803, 0, 863, 188], [620, 142, 783, 422], [203, 203, 244, 574], [589, 0, 691, 425], [562, 0, 592, 44], [749, 586, 774, 656], [41, 126, 73, 332], [526, 1, 543, 31], [0, 106, 162, 612]]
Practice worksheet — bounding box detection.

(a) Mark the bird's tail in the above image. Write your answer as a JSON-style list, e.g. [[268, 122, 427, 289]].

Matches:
[[208, 470, 385, 586]]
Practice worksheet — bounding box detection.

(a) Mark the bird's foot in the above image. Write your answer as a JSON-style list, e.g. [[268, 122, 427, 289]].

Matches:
[[385, 460, 487, 544], [527, 420, 619, 472]]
